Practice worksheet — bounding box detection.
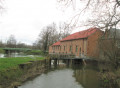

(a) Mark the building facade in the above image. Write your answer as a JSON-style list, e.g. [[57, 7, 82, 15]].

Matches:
[[49, 28, 103, 58]]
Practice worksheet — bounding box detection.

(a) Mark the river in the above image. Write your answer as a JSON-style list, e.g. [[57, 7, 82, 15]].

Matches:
[[18, 63, 101, 88]]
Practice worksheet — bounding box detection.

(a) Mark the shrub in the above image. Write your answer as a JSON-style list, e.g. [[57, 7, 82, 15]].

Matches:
[[25, 50, 42, 55], [0, 48, 5, 54]]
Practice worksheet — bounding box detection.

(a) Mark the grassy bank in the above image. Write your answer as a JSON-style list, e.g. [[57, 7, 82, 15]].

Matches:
[[0, 57, 45, 87], [0, 57, 45, 71], [24, 50, 48, 56], [24, 50, 43, 55]]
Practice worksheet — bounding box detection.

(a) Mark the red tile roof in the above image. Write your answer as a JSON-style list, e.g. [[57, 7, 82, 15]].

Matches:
[[52, 41, 61, 46], [61, 28, 99, 41], [52, 28, 100, 46]]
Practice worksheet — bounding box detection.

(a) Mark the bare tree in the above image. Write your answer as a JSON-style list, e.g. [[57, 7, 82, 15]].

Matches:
[[58, 22, 72, 39], [0, 40, 4, 47], [6, 35, 17, 48], [58, 0, 120, 58], [99, 28, 120, 69], [36, 22, 72, 52], [32, 40, 41, 49], [16, 42, 28, 48], [58, 0, 120, 29], [37, 23, 58, 52]]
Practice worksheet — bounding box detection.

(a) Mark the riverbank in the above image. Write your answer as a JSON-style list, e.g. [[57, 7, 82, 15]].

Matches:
[[0, 57, 48, 88]]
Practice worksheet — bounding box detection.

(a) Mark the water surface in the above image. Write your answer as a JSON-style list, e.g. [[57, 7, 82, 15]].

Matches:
[[19, 64, 100, 88]]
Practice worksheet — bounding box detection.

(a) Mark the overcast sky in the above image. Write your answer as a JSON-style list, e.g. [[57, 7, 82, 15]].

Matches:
[[0, 0, 88, 45]]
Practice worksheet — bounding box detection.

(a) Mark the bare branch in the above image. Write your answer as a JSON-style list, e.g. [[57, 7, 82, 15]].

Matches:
[[116, 0, 120, 6]]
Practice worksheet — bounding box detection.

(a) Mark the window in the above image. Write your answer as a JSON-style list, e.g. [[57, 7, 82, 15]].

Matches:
[[66, 45, 67, 51], [76, 45, 78, 52], [60, 46, 61, 51], [64, 46, 65, 51], [70, 46, 72, 52], [80, 48, 81, 53]]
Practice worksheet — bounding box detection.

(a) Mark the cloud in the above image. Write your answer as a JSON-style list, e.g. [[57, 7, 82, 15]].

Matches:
[[0, 0, 78, 44]]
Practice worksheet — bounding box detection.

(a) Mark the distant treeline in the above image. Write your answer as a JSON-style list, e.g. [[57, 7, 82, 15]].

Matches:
[[24, 50, 48, 55], [0, 35, 32, 49], [0, 22, 72, 53]]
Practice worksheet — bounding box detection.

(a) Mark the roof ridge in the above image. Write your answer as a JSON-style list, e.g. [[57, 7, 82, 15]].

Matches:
[[52, 27, 99, 46], [61, 27, 98, 41]]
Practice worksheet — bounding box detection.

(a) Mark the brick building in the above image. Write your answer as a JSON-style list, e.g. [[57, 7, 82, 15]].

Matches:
[[49, 28, 103, 58]]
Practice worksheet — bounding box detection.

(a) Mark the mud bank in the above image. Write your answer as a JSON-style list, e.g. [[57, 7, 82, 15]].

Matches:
[[0, 59, 49, 88]]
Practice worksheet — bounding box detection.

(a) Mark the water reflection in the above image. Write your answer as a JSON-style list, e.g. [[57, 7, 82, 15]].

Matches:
[[19, 64, 100, 88], [72, 65, 100, 88]]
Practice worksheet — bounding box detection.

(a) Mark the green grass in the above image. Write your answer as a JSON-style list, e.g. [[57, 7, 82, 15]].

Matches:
[[0, 57, 45, 86], [24, 50, 43, 55], [24, 50, 48, 56], [0, 57, 45, 71], [0, 48, 4, 53]]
